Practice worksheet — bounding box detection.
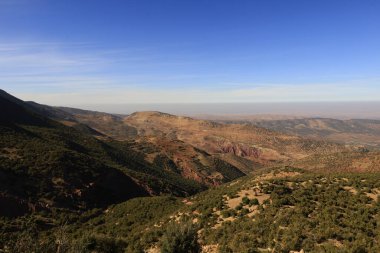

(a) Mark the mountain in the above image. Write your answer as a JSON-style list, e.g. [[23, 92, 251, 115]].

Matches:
[[123, 111, 346, 165], [0, 90, 248, 217], [26, 105, 352, 172], [24, 101, 379, 177], [0, 89, 53, 126], [26, 103, 138, 139], [0, 90, 149, 216], [3, 90, 380, 252], [209, 116, 380, 148], [27, 100, 249, 187]]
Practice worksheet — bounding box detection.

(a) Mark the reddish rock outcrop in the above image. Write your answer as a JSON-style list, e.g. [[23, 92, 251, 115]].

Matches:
[[219, 143, 261, 158]]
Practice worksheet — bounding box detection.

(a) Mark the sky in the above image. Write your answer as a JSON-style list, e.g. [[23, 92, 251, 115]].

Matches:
[[0, 0, 379, 106]]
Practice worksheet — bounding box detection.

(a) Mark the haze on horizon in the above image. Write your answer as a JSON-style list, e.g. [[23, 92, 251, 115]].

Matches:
[[0, 0, 379, 108], [60, 101, 379, 120]]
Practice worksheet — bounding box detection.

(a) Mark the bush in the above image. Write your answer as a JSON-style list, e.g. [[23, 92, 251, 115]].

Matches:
[[250, 198, 259, 206], [242, 197, 250, 205], [235, 204, 243, 211], [160, 221, 200, 253], [76, 235, 126, 253]]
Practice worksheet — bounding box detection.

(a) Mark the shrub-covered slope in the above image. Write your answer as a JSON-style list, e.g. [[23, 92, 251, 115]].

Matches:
[[0, 91, 203, 216], [4, 167, 380, 252]]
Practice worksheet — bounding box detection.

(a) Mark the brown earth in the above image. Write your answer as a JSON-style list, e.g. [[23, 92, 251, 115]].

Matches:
[[123, 112, 346, 166]]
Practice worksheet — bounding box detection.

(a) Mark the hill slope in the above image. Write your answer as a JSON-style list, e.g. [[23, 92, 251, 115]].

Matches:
[[0, 90, 150, 215], [2, 91, 380, 252], [5, 167, 380, 252], [217, 117, 380, 148], [25, 104, 349, 168], [0, 90, 249, 217], [124, 112, 346, 165], [25, 101, 356, 166]]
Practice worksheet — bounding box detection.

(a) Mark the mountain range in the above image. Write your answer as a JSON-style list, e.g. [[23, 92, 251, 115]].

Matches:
[[1, 89, 380, 252], [199, 115, 380, 148]]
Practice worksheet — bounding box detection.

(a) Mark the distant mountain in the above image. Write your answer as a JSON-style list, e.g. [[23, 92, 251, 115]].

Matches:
[[19, 96, 380, 175], [212, 117, 380, 148], [252, 118, 380, 147], [32, 105, 349, 169], [124, 111, 346, 165], [26, 102, 139, 139]]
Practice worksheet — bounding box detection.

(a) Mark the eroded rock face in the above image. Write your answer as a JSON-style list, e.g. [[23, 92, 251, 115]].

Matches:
[[123, 111, 346, 167], [219, 143, 261, 158], [130, 137, 245, 188]]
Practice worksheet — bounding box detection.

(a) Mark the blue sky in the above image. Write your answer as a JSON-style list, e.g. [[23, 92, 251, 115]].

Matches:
[[0, 0, 379, 105]]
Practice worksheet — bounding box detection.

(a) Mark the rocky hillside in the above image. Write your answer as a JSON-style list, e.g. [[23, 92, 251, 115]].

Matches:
[[124, 111, 346, 165], [28, 101, 380, 177], [126, 136, 245, 186], [0, 90, 245, 218], [25, 105, 348, 168]]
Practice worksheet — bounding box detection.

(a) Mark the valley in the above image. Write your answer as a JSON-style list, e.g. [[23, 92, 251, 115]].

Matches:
[[2, 1, 379, 252], [1, 89, 380, 253]]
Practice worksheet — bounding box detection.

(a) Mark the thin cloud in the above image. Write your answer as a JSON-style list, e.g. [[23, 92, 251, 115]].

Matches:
[[0, 41, 222, 93], [2, 42, 379, 105], [14, 82, 380, 106], [0, 42, 148, 91]]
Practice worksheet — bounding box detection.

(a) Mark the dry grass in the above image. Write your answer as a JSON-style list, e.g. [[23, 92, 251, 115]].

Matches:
[[343, 186, 358, 195], [255, 171, 301, 181], [366, 188, 380, 202], [202, 244, 219, 253]]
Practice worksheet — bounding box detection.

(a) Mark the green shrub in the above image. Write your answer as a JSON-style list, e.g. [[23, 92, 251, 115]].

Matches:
[[242, 196, 250, 205], [160, 221, 200, 253], [250, 198, 259, 206]]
